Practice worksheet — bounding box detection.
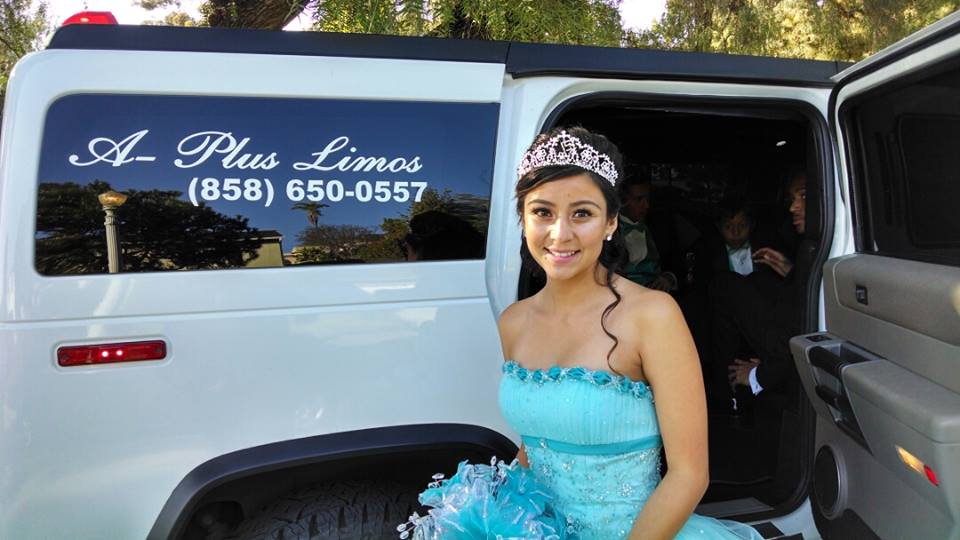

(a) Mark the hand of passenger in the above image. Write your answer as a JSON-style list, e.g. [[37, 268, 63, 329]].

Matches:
[[752, 247, 794, 277], [727, 358, 760, 387]]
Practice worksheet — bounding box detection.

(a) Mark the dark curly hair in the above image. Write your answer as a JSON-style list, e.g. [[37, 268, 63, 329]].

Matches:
[[515, 126, 629, 375]]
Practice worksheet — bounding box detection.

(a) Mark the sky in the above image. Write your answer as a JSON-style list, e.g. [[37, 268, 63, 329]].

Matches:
[[45, 0, 667, 31]]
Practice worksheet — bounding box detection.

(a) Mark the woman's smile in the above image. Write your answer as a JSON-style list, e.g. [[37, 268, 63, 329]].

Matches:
[[544, 247, 581, 263]]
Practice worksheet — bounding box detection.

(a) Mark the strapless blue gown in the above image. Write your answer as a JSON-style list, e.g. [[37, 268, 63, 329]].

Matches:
[[401, 361, 764, 540]]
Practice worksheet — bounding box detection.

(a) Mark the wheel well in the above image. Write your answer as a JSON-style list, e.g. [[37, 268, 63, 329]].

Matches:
[[182, 444, 503, 539], [148, 424, 516, 540]]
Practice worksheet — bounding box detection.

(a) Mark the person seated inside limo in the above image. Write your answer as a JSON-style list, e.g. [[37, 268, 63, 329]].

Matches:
[[616, 169, 685, 292], [717, 201, 757, 277], [697, 187, 802, 407], [713, 169, 807, 406], [694, 169, 807, 473]]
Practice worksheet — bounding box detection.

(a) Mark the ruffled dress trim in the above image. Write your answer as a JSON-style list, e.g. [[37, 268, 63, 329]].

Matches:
[[399, 457, 578, 539], [502, 361, 653, 402]]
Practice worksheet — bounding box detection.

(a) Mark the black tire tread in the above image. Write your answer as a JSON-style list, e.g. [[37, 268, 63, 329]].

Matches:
[[224, 481, 419, 540]]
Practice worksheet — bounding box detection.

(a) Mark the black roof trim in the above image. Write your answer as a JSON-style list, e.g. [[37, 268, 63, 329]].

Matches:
[[48, 24, 847, 86], [48, 24, 509, 63], [508, 42, 848, 87]]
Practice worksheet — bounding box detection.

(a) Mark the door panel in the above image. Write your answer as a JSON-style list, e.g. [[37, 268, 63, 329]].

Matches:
[[792, 255, 960, 538], [829, 255, 960, 390], [794, 248, 960, 539]]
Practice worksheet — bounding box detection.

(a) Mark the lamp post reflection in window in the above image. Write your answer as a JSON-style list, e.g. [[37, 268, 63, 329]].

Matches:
[[98, 190, 128, 273]]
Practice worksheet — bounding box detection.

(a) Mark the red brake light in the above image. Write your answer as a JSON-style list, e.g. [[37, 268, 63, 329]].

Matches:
[[57, 340, 166, 366], [924, 465, 939, 486], [62, 11, 118, 26]]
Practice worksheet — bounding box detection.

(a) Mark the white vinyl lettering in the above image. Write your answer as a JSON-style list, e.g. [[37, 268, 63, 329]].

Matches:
[[175, 131, 278, 170], [348, 156, 389, 172], [69, 129, 154, 167], [293, 136, 423, 174], [292, 136, 350, 171], [405, 157, 424, 173]]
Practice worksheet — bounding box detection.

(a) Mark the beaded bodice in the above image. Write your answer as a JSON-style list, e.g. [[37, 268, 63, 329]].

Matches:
[[498, 361, 663, 539]]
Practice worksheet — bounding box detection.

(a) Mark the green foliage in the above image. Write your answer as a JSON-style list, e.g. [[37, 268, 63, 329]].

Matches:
[[314, 0, 405, 34], [294, 223, 378, 262], [135, 0, 182, 10], [0, 0, 50, 115], [184, 0, 957, 60], [399, 0, 427, 35], [312, 0, 623, 46], [138, 0, 203, 26], [142, 11, 204, 26], [632, 0, 960, 61], [291, 201, 330, 228]]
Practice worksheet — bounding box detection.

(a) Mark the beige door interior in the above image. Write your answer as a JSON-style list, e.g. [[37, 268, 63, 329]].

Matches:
[[792, 14, 960, 540]]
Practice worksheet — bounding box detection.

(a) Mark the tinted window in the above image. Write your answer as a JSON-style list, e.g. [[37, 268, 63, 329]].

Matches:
[[35, 95, 498, 275], [897, 115, 960, 247], [846, 61, 960, 265]]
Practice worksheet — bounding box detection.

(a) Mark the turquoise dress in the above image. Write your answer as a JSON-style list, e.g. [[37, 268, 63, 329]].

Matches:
[[401, 361, 764, 540]]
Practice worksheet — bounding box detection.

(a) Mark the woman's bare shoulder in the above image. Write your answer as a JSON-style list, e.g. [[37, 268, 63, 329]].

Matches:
[[614, 277, 681, 323], [497, 298, 534, 358], [499, 297, 534, 327]]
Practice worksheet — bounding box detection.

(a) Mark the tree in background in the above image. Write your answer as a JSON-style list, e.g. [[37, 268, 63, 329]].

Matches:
[[294, 224, 378, 263], [313, 0, 622, 45], [631, 0, 960, 61], [202, 0, 310, 29], [136, 0, 960, 60], [139, 0, 310, 29], [35, 181, 261, 274], [291, 201, 330, 229], [141, 0, 623, 46], [136, 0, 203, 26], [0, 0, 50, 115]]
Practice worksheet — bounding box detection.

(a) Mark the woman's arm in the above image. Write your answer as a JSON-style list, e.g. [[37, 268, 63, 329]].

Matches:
[[627, 291, 709, 540], [498, 302, 530, 468], [516, 442, 530, 468], [497, 302, 523, 362]]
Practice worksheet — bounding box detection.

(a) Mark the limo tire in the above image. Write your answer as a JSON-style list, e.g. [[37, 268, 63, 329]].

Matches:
[[225, 481, 419, 540]]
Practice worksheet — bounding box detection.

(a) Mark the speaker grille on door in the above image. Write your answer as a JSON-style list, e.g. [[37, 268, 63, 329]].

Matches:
[[814, 446, 841, 515]]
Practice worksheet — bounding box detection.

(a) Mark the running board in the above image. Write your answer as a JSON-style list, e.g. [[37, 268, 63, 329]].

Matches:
[[695, 496, 773, 517], [752, 521, 805, 540]]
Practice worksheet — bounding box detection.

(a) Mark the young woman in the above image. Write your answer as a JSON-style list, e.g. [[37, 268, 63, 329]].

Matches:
[[401, 127, 762, 540]]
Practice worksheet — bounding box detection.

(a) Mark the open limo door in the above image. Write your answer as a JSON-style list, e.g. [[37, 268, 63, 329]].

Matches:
[[792, 11, 960, 540]]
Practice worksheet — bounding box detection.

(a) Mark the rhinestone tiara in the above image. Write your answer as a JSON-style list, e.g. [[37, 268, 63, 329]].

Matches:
[[517, 130, 618, 185]]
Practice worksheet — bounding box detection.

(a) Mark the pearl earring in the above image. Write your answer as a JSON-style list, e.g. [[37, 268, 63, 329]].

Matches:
[[606, 234, 613, 241]]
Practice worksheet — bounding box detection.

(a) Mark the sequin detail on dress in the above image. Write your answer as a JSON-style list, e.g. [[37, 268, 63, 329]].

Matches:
[[501, 361, 653, 402]]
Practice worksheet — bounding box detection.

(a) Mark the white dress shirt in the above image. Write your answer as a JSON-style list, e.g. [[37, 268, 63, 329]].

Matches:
[[748, 366, 763, 394], [727, 243, 753, 276]]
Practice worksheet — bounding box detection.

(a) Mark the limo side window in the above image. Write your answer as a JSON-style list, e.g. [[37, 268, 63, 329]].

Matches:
[[35, 95, 498, 275], [847, 61, 960, 266]]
